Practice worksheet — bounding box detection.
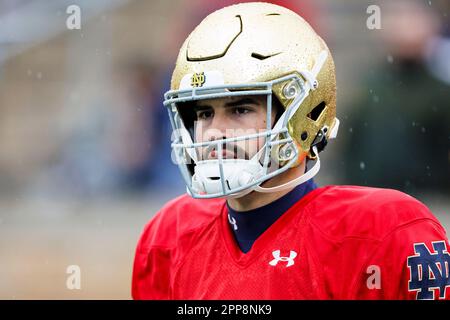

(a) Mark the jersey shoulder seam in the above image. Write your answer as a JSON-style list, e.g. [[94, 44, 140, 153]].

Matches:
[[139, 203, 222, 252]]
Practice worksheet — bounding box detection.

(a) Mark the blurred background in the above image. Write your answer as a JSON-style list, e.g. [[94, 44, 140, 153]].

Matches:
[[0, 0, 448, 299]]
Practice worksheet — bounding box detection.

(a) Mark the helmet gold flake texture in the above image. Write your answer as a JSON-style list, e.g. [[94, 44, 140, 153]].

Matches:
[[164, 2, 340, 198]]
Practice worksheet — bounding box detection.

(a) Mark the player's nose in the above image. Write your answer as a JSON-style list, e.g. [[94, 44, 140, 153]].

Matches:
[[211, 112, 231, 134], [204, 116, 231, 141]]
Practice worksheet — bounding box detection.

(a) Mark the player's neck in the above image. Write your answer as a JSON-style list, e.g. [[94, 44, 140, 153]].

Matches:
[[227, 162, 306, 212]]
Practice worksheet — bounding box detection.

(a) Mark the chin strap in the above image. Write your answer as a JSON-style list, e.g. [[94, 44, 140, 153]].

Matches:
[[254, 146, 320, 193]]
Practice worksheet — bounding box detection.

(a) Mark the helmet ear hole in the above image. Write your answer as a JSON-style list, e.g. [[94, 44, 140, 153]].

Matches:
[[307, 101, 326, 122], [301, 132, 308, 141]]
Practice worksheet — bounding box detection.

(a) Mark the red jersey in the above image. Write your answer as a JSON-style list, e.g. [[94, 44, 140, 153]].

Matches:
[[132, 185, 450, 300]]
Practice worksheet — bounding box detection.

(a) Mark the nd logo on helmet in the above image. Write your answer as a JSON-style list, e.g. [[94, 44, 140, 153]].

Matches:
[[191, 72, 206, 87]]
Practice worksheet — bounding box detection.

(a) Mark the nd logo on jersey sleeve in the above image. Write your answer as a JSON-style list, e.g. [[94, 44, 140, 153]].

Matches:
[[407, 241, 450, 300]]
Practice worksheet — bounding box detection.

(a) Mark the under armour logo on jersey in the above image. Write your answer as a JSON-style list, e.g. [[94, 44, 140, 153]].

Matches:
[[269, 250, 297, 267], [228, 214, 238, 231], [407, 241, 450, 299]]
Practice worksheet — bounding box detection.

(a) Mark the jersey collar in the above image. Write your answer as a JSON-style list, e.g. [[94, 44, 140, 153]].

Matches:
[[226, 179, 318, 253]]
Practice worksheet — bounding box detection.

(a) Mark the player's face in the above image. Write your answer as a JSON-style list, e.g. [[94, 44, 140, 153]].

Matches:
[[193, 96, 277, 161]]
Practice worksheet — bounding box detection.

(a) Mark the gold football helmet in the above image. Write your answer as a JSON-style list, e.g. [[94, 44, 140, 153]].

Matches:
[[164, 2, 339, 198]]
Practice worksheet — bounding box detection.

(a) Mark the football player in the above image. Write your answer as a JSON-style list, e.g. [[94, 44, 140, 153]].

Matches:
[[132, 2, 450, 299]]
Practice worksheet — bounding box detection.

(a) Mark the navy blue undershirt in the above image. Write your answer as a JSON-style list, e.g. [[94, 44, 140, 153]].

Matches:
[[226, 179, 318, 253]]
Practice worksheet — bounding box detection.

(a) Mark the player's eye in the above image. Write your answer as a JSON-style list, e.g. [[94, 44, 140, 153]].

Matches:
[[232, 106, 251, 116], [197, 110, 213, 120]]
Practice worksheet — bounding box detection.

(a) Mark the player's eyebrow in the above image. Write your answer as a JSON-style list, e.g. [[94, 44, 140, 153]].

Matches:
[[192, 104, 212, 113], [194, 97, 260, 112], [224, 98, 260, 108]]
